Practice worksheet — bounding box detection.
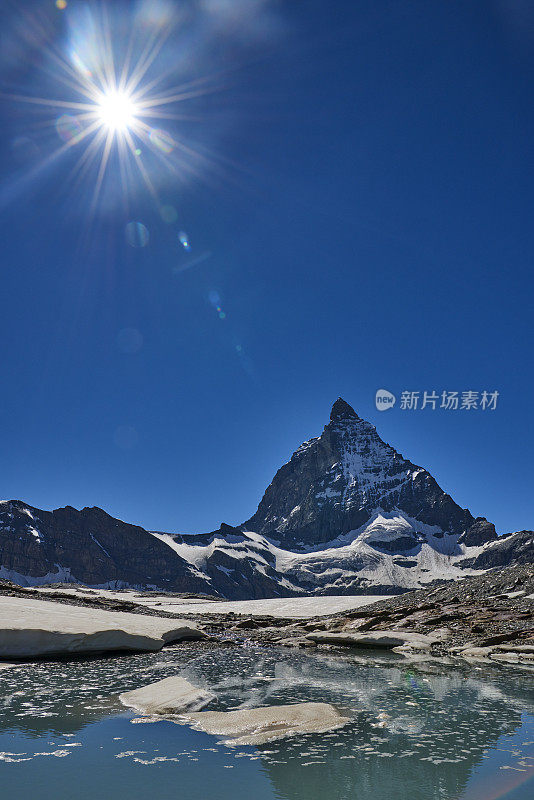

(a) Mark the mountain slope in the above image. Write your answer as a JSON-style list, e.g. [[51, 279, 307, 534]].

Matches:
[[0, 399, 531, 597], [245, 398, 496, 550], [0, 500, 210, 593]]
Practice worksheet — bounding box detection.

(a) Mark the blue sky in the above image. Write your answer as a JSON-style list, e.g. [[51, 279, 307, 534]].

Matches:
[[0, 0, 533, 536]]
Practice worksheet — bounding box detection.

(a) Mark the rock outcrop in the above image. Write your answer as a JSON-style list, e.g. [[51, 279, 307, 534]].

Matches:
[[260, 564, 533, 666], [462, 530, 534, 568], [306, 629, 446, 651]]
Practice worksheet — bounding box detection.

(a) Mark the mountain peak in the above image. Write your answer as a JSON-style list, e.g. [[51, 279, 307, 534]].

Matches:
[[245, 395, 485, 550], [330, 397, 359, 422]]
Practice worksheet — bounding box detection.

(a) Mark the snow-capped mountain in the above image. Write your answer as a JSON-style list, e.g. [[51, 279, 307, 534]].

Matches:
[[245, 398, 496, 550], [148, 398, 531, 596], [0, 399, 532, 597]]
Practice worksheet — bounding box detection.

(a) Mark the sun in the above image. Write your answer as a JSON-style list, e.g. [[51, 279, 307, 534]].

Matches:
[[3, 3, 223, 212], [96, 90, 138, 133]]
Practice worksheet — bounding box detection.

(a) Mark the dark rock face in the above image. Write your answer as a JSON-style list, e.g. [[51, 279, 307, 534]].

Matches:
[[245, 398, 491, 551], [462, 530, 534, 569], [458, 518, 498, 547], [0, 500, 209, 593]]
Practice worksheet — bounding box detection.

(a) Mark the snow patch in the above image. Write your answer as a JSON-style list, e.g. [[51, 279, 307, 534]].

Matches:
[[90, 534, 111, 559], [0, 564, 75, 587], [27, 526, 43, 544]]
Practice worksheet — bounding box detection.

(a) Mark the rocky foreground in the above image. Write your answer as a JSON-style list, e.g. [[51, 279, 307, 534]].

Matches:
[[228, 564, 534, 665], [0, 564, 532, 666]]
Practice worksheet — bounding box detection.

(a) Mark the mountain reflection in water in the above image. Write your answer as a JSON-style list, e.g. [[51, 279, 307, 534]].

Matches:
[[0, 644, 533, 800]]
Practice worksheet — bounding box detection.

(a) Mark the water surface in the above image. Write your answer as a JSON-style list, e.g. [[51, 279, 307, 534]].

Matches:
[[0, 644, 533, 800]]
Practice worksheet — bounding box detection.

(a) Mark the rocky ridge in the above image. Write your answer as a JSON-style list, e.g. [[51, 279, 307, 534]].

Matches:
[[226, 564, 534, 666], [246, 398, 496, 550], [0, 501, 209, 594]]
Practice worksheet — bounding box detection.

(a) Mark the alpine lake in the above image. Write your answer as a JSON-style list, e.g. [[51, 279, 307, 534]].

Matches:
[[1, 641, 533, 800]]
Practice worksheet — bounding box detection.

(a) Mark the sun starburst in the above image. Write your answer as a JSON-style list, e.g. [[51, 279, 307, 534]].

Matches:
[[3, 2, 222, 215], [96, 90, 138, 132]]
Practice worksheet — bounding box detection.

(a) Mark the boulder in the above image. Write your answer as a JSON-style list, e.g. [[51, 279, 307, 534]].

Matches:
[[306, 629, 442, 651], [119, 677, 215, 715], [457, 646, 495, 660], [181, 702, 350, 745]]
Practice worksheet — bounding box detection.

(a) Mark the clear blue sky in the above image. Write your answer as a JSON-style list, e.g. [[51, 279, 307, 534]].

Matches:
[[0, 0, 532, 536]]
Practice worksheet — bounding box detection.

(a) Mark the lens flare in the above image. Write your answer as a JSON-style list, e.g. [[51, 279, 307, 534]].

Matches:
[[125, 221, 149, 248], [96, 90, 138, 133], [178, 230, 191, 250], [149, 128, 175, 154], [55, 114, 83, 145], [3, 3, 224, 215]]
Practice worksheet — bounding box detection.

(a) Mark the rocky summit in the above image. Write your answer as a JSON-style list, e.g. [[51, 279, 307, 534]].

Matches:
[[0, 399, 532, 598], [245, 397, 496, 550]]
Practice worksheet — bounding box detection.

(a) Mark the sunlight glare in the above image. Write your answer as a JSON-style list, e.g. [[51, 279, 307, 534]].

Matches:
[[96, 90, 138, 133], [6, 2, 224, 213]]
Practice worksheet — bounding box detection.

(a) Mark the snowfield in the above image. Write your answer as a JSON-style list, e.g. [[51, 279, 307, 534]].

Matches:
[[148, 508, 488, 597], [27, 587, 389, 618], [0, 596, 205, 658]]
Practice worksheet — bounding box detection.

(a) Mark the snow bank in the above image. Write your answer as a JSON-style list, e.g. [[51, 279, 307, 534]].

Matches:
[[0, 597, 205, 658], [29, 587, 391, 618]]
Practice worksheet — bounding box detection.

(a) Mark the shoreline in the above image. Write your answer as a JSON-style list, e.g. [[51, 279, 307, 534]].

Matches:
[[1, 564, 532, 667]]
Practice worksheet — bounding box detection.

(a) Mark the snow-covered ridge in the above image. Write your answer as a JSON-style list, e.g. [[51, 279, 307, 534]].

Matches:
[[148, 508, 492, 596], [1, 400, 531, 598]]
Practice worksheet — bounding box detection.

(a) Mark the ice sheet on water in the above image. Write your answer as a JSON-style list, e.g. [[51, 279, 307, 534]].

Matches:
[[0, 641, 533, 795]]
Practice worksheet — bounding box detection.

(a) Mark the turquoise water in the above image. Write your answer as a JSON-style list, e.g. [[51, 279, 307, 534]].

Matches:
[[0, 643, 533, 800]]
